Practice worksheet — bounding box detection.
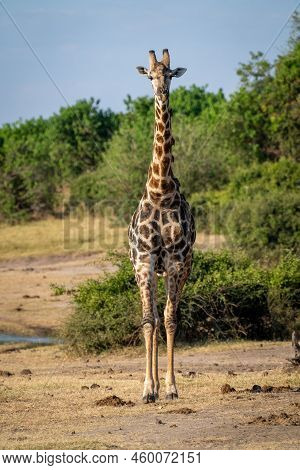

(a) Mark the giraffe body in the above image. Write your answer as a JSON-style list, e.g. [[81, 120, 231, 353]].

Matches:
[[128, 50, 196, 402]]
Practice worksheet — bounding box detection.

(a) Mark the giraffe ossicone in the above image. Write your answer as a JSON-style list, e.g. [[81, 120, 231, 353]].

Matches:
[[128, 49, 196, 403]]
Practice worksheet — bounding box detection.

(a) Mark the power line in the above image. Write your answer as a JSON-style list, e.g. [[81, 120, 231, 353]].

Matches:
[[263, 1, 300, 59]]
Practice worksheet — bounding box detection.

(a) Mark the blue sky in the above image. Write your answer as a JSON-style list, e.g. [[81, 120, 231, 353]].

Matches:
[[0, 0, 298, 124]]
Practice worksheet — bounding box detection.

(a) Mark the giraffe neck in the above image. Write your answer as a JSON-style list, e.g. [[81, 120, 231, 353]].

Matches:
[[146, 96, 177, 197]]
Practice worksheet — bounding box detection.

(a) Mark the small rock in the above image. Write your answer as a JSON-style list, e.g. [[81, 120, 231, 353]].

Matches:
[[261, 385, 273, 393], [156, 418, 165, 425], [20, 369, 32, 375], [182, 370, 196, 378], [81, 385, 89, 390], [90, 383, 100, 389], [251, 384, 262, 393], [227, 370, 237, 376], [221, 383, 236, 394], [71, 431, 75, 435], [170, 424, 177, 428], [0, 370, 14, 377], [262, 371, 269, 376]]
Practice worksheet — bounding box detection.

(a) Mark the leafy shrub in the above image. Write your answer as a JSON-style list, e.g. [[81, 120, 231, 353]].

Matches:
[[63, 251, 300, 353], [50, 283, 67, 296], [64, 256, 141, 353], [69, 171, 105, 211], [268, 253, 300, 338], [221, 159, 300, 257]]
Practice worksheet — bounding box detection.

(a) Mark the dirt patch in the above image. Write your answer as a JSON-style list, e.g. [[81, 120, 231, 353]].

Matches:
[[95, 395, 135, 407], [248, 412, 300, 426], [220, 383, 300, 394], [221, 383, 236, 393], [243, 385, 300, 394], [162, 407, 196, 415], [0, 253, 114, 336], [20, 369, 32, 375]]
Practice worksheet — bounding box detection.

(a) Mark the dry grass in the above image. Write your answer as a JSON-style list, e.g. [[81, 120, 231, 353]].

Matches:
[[0, 214, 225, 261], [0, 215, 127, 261], [0, 341, 298, 450]]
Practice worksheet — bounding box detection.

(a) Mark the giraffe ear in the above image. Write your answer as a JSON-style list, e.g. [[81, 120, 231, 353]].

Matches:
[[170, 67, 187, 78], [136, 66, 148, 75]]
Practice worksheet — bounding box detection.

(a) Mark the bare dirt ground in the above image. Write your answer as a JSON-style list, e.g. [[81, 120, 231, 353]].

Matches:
[[0, 341, 299, 450], [0, 253, 299, 450], [0, 253, 115, 336]]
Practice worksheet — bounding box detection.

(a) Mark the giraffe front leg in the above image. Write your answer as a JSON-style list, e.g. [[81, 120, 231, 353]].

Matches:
[[142, 321, 155, 403], [138, 264, 157, 403]]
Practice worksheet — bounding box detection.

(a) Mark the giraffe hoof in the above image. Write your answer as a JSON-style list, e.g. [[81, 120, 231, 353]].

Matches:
[[143, 393, 156, 404], [166, 392, 178, 400]]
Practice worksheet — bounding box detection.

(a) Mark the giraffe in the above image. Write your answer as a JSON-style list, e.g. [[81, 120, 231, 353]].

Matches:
[[128, 49, 196, 403]]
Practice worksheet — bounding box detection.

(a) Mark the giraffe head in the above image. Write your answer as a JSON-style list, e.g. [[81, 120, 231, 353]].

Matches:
[[137, 49, 186, 101]]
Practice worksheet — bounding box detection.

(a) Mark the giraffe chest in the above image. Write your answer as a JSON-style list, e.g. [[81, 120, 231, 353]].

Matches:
[[128, 197, 193, 261]]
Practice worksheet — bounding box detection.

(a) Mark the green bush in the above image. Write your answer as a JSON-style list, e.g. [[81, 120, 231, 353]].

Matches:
[[69, 171, 105, 211], [63, 251, 300, 353], [268, 253, 300, 338], [64, 256, 141, 353], [221, 159, 300, 257]]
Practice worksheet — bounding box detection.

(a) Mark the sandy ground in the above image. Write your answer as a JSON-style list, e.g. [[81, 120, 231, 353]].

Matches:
[[0, 341, 299, 450], [0, 253, 299, 450], [0, 253, 115, 336]]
